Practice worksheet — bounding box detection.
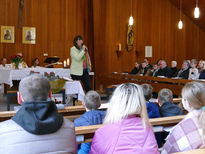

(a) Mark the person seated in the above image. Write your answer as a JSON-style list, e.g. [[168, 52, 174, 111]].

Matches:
[[158, 88, 183, 117], [155, 60, 172, 78], [188, 59, 199, 80], [198, 60, 205, 79], [0, 57, 7, 68], [175, 60, 190, 79], [0, 74, 76, 153], [197, 60, 205, 74], [74, 90, 106, 154], [31, 58, 40, 68], [141, 83, 162, 147], [138, 61, 151, 76], [141, 83, 161, 118], [11, 53, 28, 68], [90, 83, 159, 154], [171, 61, 178, 77], [162, 81, 205, 153], [130, 62, 140, 74], [150, 63, 159, 76], [144, 58, 152, 69]]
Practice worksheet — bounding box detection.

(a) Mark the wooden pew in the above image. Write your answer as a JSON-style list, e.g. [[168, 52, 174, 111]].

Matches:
[[75, 115, 185, 143], [100, 73, 204, 96], [0, 106, 86, 122], [173, 149, 205, 154]]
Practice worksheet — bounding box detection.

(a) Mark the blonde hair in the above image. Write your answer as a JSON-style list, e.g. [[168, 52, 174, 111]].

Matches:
[[199, 60, 205, 70], [182, 81, 205, 141], [103, 83, 149, 129]]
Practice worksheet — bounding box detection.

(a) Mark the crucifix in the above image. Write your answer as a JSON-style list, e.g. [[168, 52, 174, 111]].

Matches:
[[18, 0, 24, 28]]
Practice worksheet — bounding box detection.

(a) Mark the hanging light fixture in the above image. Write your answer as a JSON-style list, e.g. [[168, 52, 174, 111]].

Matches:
[[178, 0, 183, 29], [129, 0, 133, 26], [194, 0, 200, 18]]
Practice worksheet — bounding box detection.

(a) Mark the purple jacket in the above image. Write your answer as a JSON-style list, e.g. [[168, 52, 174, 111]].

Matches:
[[90, 115, 159, 154]]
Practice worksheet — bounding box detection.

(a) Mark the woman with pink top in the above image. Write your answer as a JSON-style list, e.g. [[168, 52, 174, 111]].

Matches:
[[90, 83, 159, 154]]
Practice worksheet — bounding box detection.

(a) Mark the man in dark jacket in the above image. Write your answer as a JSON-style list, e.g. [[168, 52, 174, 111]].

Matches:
[[130, 62, 140, 74], [175, 60, 190, 79], [158, 88, 183, 117], [155, 60, 172, 78], [74, 90, 106, 154]]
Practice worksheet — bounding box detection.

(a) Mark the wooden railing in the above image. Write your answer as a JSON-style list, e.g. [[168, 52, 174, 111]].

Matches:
[[75, 115, 185, 143], [100, 73, 205, 96], [0, 105, 86, 122]]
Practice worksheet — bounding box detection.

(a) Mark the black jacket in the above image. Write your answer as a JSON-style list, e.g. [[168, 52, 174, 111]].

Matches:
[[155, 66, 172, 78]]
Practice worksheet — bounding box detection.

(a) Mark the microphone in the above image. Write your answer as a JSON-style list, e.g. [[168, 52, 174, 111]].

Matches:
[[81, 43, 88, 51]]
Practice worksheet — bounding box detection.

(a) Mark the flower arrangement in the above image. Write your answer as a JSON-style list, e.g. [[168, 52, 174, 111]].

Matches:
[[44, 72, 65, 94], [10, 54, 23, 69]]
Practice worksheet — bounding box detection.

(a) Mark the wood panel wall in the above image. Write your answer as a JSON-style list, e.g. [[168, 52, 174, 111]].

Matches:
[[93, 0, 205, 89], [0, 0, 93, 66]]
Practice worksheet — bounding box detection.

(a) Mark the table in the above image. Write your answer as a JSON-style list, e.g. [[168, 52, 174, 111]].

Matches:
[[0, 68, 71, 87], [64, 81, 85, 102]]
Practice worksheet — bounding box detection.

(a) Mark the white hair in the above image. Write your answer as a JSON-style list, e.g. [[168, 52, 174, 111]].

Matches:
[[19, 74, 50, 102], [171, 61, 177, 67], [103, 83, 149, 129]]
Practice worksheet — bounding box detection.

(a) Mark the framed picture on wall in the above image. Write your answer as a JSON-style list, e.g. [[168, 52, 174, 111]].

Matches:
[[1, 26, 15, 43], [22, 27, 36, 44]]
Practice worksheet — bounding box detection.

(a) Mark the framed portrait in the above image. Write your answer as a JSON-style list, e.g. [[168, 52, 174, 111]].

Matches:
[[22, 27, 36, 44], [1, 26, 15, 43]]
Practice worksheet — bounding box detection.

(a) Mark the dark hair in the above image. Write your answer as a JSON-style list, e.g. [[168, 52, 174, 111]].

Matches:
[[73, 35, 83, 48], [32, 58, 39, 66]]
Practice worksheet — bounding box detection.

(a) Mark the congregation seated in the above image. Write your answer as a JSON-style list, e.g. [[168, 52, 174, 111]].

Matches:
[[0, 74, 76, 153], [154, 60, 172, 78], [158, 88, 183, 117], [130, 61, 140, 74], [138, 61, 151, 76], [162, 81, 205, 153], [74, 90, 106, 154], [175, 60, 190, 79], [144, 58, 152, 69], [188, 59, 199, 80], [11, 53, 28, 69], [0, 57, 8, 68], [170, 60, 178, 77], [31, 57, 41, 68], [198, 60, 205, 79], [141, 84, 161, 118], [150, 63, 159, 76], [197, 60, 205, 74], [90, 83, 159, 153]]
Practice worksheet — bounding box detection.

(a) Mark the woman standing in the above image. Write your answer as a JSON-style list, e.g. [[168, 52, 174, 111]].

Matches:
[[70, 35, 91, 92]]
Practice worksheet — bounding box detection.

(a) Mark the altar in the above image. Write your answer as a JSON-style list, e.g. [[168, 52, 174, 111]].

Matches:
[[0, 68, 70, 87]]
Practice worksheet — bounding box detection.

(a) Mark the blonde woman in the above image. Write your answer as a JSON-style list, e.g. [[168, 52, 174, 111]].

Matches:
[[90, 83, 159, 154], [162, 81, 205, 153], [198, 60, 205, 73], [198, 60, 205, 79]]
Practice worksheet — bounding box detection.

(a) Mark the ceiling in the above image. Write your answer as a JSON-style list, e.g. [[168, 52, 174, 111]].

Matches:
[[169, 0, 205, 31]]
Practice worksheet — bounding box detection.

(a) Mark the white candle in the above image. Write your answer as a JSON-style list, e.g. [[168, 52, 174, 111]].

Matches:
[[67, 58, 69, 66], [119, 43, 122, 51], [64, 60, 66, 67]]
